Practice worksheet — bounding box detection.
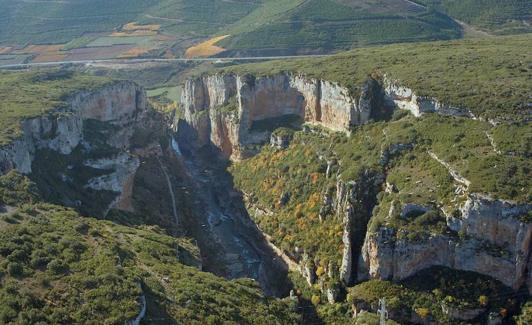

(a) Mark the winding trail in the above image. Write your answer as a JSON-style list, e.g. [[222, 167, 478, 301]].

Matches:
[[428, 150, 471, 188], [485, 131, 502, 154]]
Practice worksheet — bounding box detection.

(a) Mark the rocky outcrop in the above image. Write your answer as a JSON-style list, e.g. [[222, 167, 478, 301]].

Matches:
[[178, 72, 377, 160], [0, 81, 147, 213], [270, 129, 294, 150], [383, 76, 474, 118], [338, 171, 384, 286], [84, 153, 141, 213], [358, 194, 532, 290], [0, 81, 145, 174]]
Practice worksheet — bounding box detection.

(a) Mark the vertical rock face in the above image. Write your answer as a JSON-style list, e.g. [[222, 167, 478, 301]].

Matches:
[[0, 81, 145, 174], [358, 194, 532, 290], [178, 72, 375, 160], [337, 172, 384, 286], [0, 81, 147, 213]]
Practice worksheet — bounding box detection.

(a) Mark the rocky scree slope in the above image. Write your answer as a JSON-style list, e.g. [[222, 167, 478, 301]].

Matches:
[[175, 41, 531, 321]]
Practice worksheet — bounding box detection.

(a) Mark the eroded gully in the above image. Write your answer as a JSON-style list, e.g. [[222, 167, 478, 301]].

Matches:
[[169, 139, 291, 297]]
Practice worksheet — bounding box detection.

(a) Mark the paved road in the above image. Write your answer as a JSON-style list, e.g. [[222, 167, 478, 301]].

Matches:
[[0, 54, 332, 69]]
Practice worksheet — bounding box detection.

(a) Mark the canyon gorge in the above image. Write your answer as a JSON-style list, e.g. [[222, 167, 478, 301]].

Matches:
[[0, 67, 529, 324]]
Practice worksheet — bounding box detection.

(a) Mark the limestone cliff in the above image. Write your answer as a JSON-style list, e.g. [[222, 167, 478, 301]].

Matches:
[[180, 70, 531, 302], [178, 72, 376, 160], [358, 194, 531, 291], [383, 76, 474, 118], [178, 72, 490, 161], [0, 81, 147, 214]]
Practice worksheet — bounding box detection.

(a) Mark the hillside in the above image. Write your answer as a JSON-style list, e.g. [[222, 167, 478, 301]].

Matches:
[[0, 0, 259, 45], [0, 0, 529, 64], [416, 0, 532, 34], [0, 0, 260, 66], [217, 0, 462, 55], [0, 173, 298, 324], [0, 70, 302, 324]]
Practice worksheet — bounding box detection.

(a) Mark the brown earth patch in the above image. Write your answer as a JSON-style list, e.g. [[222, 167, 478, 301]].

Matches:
[[122, 22, 161, 32], [32, 53, 67, 63], [0, 47, 13, 54], [65, 45, 136, 61], [185, 35, 230, 58]]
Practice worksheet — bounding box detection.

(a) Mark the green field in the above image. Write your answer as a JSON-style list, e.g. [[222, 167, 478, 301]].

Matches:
[[147, 86, 181, 102]]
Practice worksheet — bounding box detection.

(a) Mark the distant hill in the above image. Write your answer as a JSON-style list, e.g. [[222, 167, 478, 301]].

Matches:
[[0, 0, 259, 45], [0, 0, 529, 62], [217, 0, 462, 55], [415, 0, 532, 34]]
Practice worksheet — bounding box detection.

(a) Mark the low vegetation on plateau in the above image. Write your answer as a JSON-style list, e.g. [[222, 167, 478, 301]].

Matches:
[[0, 70, 112, 145], [221, 34, 531, 121]]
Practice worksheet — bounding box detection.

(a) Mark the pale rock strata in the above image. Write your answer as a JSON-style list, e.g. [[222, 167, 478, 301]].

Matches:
[[0, 81, 145, 174], [84, 153, 141, 211], [0, 81, 147, 213], [358, 194, 531, 290], [179, 72, 376, 160], [383, 76, 473, 118]]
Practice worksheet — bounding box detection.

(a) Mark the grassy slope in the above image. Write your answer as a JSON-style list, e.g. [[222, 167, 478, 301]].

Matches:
[[416, 0, 532, 34], [0, 172, 299, 324], [0, 70, 114, 145], [220, 34, 531, 121], [219, 0, 462, 52]]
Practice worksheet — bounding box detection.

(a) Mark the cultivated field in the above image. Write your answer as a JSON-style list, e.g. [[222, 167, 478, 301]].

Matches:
[[185, 35, 229, 58]]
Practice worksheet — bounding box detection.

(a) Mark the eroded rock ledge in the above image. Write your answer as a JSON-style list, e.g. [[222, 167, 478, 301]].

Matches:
[[358, 194, 531, 293]]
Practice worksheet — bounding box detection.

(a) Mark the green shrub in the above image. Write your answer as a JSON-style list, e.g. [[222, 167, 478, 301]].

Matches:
[[7, 262, 23, 276], [47, 260, 68, 275]]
